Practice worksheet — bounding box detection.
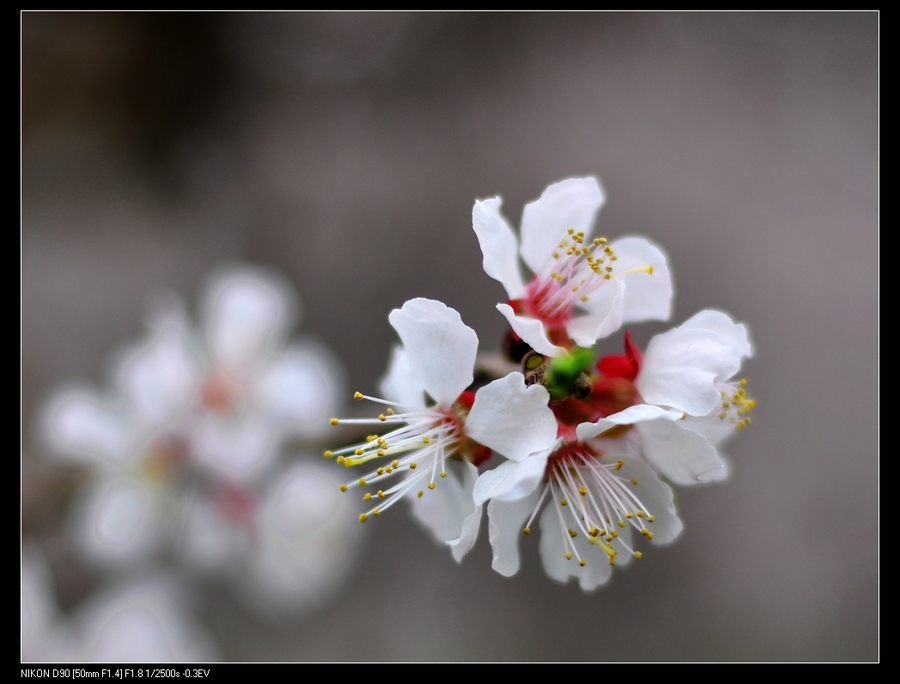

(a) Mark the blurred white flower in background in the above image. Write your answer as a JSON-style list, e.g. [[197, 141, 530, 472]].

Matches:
[[35, 263, 357, 620], [22, 548, 218, 662]]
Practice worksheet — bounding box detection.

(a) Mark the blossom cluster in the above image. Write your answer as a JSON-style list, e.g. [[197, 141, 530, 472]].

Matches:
[[329, 176, 755, 590], [33, 265, 363, 659]]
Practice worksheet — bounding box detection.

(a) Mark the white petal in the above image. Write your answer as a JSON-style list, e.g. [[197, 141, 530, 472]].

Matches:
[[496, 303, 566, 357], [448, 504, 484, 564], [609, 236, 674, 324], [520, 177, 606, 275], [538, 504, 614, 591], [42, 389, 134, 466], [611, 457, 683, 544], [378, 345, 426, 409], [118, 324, 202, 429], [486, 490, 541, 577], [638, 325, 744, 415], [576, 404, 683, 442], [256, 339, 344, 436], [202, 265, 299, 370], [388, 298, 478, 408], [565, 278, 626, 346], [474, 447, 554, 505], [73, 477, 163, 566], [637, 418, 729, 485], [465, 373, 557, 463], [408, 460, 481, 562], [243, 462, 362, 616], [472, 197, 527, 299], [679, 309, 754, 359]]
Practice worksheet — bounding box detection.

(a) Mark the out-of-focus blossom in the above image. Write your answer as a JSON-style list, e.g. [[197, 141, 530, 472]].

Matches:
[[22, 550, 217, 662], [236, 460, 363, 617], [329, 298, 557, 561], [71, 575, 218, 662], [472, 176, 673, 356], [39, 264, 344, 572]]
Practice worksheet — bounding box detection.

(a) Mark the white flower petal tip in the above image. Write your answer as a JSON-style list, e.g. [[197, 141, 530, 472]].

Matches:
[[609, 236, 674, 324], [496, 304, 566, 357], [473, 197, 526, 300], [388, 298, 478, 409], [478, 176, 673, 354], [465, 373, 558, 464]]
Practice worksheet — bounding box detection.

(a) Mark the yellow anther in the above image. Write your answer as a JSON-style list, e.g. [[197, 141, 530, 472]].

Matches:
[[581, 296, 589, 303], [589, 527, 599, 537], [740, 378, 747, 387], [355, 448, 365, 456], [565, 552, 573, 560], [358, 478, 367, 486], [631, 478, 638, 486], [618, 520, 626, 528], [634, 551, 643, 560], [642, 529, 654, 540], [567, 228, 574, 235], [377, 490, 385, 499], [409, 463, 417, 470], [379, 414, 387, 422], [553, 251, 560, 259], [377, 449, 386, 457], [523, 527, 531, 535], [363, 493, 372, 502], [428, 483, 436, 490], [422, 436, 430, 444], [353, 391, 363, 401], [579, 486, 587, 496], [417, 490, 424, 498], [560, 498, 568, 507], [366, 435, 378, 442], [568, 529, 578, 538], [440, 471, 447, 478], [330, 418, 339, 426], [376, 468, 384, 475], [339, 484, 348, 492], [372, 508, 380, 516], [611, 531, 619, 539], [604, 274, 611, 280], [336, 456, 345, 464], [385, 466, 393, 474], [359, 513, 368, 523], [636, 510, 644, 518], [647, 515, 655, 523], [626, 511, 633, 519], [392, 460, 400, 468], [579, 559, 587, 567], [609, 558, 616, 566], [615, 460, 624, 471], [386, 408, 394, 415], [605, 265, 613, 273]]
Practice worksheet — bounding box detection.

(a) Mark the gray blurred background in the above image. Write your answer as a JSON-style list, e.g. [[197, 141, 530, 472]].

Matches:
[[22, 12, 878, 661]]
